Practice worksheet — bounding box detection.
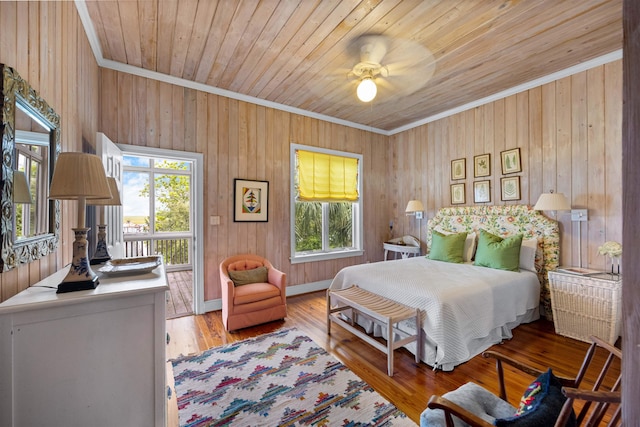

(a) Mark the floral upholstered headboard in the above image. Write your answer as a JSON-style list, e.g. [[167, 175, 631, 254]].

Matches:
[[426, 205, 559, 320]]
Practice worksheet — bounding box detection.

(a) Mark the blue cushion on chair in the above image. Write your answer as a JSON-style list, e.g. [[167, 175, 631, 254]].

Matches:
[[494, 369, 576, 427]]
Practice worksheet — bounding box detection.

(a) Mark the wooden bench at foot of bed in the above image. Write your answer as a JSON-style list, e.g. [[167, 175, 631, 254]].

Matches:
[[327, 285, 421, 376]]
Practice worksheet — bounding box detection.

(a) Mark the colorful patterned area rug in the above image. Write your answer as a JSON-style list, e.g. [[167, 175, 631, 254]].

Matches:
[[170, 327, 415, 426]]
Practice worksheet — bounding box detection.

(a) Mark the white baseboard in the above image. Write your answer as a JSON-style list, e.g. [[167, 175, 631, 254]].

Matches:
[[286, 279, 332, 296], [202, 280, 332, 313], [203, 299, 221, 312]]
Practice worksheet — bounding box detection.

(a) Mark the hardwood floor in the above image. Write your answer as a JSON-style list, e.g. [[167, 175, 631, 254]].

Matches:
[[166, 291, 620, 426]]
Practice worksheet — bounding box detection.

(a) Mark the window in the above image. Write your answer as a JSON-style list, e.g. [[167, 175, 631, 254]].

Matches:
[[15, 136, 49, 239], [122, 155, 193, 266], [290, 144, 363, 263]]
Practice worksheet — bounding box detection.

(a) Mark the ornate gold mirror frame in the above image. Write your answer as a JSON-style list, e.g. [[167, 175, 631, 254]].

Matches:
[[1, 64, 60, 271]]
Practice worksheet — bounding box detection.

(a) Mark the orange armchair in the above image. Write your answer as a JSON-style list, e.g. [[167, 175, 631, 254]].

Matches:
[[219, 254, 287, 331]]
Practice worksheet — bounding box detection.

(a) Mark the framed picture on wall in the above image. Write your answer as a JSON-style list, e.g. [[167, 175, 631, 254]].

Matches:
[[234, 178, 269, 222], [500, 148, 522, 174], [473, 180, 491, 203], [474, 153, 491, 177], [451, 183, 465, 205], [451, 158, 466, 180], [500, 176, 521, 201]]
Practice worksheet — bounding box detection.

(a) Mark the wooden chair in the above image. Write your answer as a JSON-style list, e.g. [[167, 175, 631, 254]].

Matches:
[[422, 336, 621, 427], [219, 254, 287, 332]]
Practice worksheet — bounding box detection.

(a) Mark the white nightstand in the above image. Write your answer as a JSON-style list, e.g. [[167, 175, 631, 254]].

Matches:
[[548, 270, 622, 344], [383, 242, 421, 260]]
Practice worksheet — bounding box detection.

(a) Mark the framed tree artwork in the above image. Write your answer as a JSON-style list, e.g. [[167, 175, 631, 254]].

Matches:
[[451, 158, 466, 180], [500, 148, 522, 174], [501, 176, 521, 201], [473, 180, 491, 203], [474, 153, 491, 177], [234, 179, 269, 222], [451, 183, 465, 205]]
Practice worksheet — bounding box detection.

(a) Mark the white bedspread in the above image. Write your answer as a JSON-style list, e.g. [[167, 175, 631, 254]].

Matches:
[[329, 257, 540, 371]]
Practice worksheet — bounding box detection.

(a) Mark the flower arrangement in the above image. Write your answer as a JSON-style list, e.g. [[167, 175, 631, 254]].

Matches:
[[598, 241, 622, 275]]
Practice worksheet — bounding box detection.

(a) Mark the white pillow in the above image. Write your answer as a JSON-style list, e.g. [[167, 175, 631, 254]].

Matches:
[[520, 238, 539, 272], [463, 232, 477, 262], [433, 227, 477, 262]]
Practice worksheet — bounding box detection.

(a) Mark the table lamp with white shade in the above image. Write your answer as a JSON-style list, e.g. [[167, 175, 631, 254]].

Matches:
[[49, 152, 112, 293], [88, 177, 122, 264], [13, 170, 32, 204]]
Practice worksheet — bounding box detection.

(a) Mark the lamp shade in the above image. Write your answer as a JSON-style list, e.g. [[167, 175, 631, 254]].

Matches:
[[49, 152, 111, 201], [13, 170, 32, 204], [533, 192, 571, 211], [405, 200, 424, 213], [88, 177, 122, 206], [357, 77, 377, 102]]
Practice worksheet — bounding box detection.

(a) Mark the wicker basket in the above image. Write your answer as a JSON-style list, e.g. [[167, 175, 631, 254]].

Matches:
[[548, 271, 622, 344]]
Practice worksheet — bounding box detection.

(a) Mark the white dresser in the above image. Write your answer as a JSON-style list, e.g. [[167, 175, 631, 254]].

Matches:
[[0, 264, 168, 427]]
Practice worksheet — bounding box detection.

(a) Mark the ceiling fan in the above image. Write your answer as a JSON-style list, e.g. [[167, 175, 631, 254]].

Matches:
[[347, 34, 436, 103]]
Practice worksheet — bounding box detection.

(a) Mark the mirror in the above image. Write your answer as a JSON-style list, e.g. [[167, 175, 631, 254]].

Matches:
[[15, 103, 51, 240], [1, 64, 60, 272]]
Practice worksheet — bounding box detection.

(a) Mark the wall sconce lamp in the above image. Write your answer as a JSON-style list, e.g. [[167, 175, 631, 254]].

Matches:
[[534, 190, 589, 268], [405, 199, 425, 246], [405, 200, 424, 219], [570, 208, 588, 268], [49, 152, 112, 293], [533, 191, 571, 217], [87, 177, 122, 265]]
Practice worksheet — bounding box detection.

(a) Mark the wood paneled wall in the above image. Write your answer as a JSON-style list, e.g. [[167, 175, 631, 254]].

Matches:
[[99, 61, 622, 301], [98, 69, 389, 300], [0, 1, 100, 302], [388, 61, 623, 270]]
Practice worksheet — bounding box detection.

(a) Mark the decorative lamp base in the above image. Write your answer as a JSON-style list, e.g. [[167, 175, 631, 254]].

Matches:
[[90, 224, 111, 265], [57, 276, 99, 293], [57, 227, 100, 294]]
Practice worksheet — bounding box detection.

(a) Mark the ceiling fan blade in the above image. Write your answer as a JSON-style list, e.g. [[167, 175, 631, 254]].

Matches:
[[381, 41, 436, 96]]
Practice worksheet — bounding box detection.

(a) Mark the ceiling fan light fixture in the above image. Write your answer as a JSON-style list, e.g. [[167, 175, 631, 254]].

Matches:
[[357, 77, 377, 102]]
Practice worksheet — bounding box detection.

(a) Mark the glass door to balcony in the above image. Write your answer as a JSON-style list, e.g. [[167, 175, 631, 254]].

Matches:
[[119, 146, 203, 319]]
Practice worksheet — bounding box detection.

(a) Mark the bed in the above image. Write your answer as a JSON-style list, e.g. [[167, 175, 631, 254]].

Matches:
[[328, 205, 559, 371]]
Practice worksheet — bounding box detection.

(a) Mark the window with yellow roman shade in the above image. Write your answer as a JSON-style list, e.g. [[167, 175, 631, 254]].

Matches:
[[296, 149, 359, 202]]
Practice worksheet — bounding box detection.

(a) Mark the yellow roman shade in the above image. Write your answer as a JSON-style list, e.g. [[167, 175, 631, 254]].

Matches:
[[296, 150, 359, 202]]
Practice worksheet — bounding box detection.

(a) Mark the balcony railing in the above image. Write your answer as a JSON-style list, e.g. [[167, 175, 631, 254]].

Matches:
[[124, 232, 191, 271]]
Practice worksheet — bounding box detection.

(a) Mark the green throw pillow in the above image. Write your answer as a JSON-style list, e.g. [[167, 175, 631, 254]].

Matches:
[[228, 266, 268, 286], [474, 229, 523, 271], [428, 230, 467, 263]]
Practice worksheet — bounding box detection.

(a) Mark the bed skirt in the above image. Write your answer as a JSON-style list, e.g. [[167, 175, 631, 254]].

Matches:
[[344, 306, 539, 372]]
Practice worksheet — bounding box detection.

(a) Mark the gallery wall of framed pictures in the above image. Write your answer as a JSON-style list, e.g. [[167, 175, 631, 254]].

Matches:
[[450, 147, 523, 205]]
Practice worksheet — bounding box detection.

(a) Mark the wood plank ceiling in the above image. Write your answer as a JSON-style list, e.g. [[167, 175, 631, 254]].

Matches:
[[83, 0, 622, 132]]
